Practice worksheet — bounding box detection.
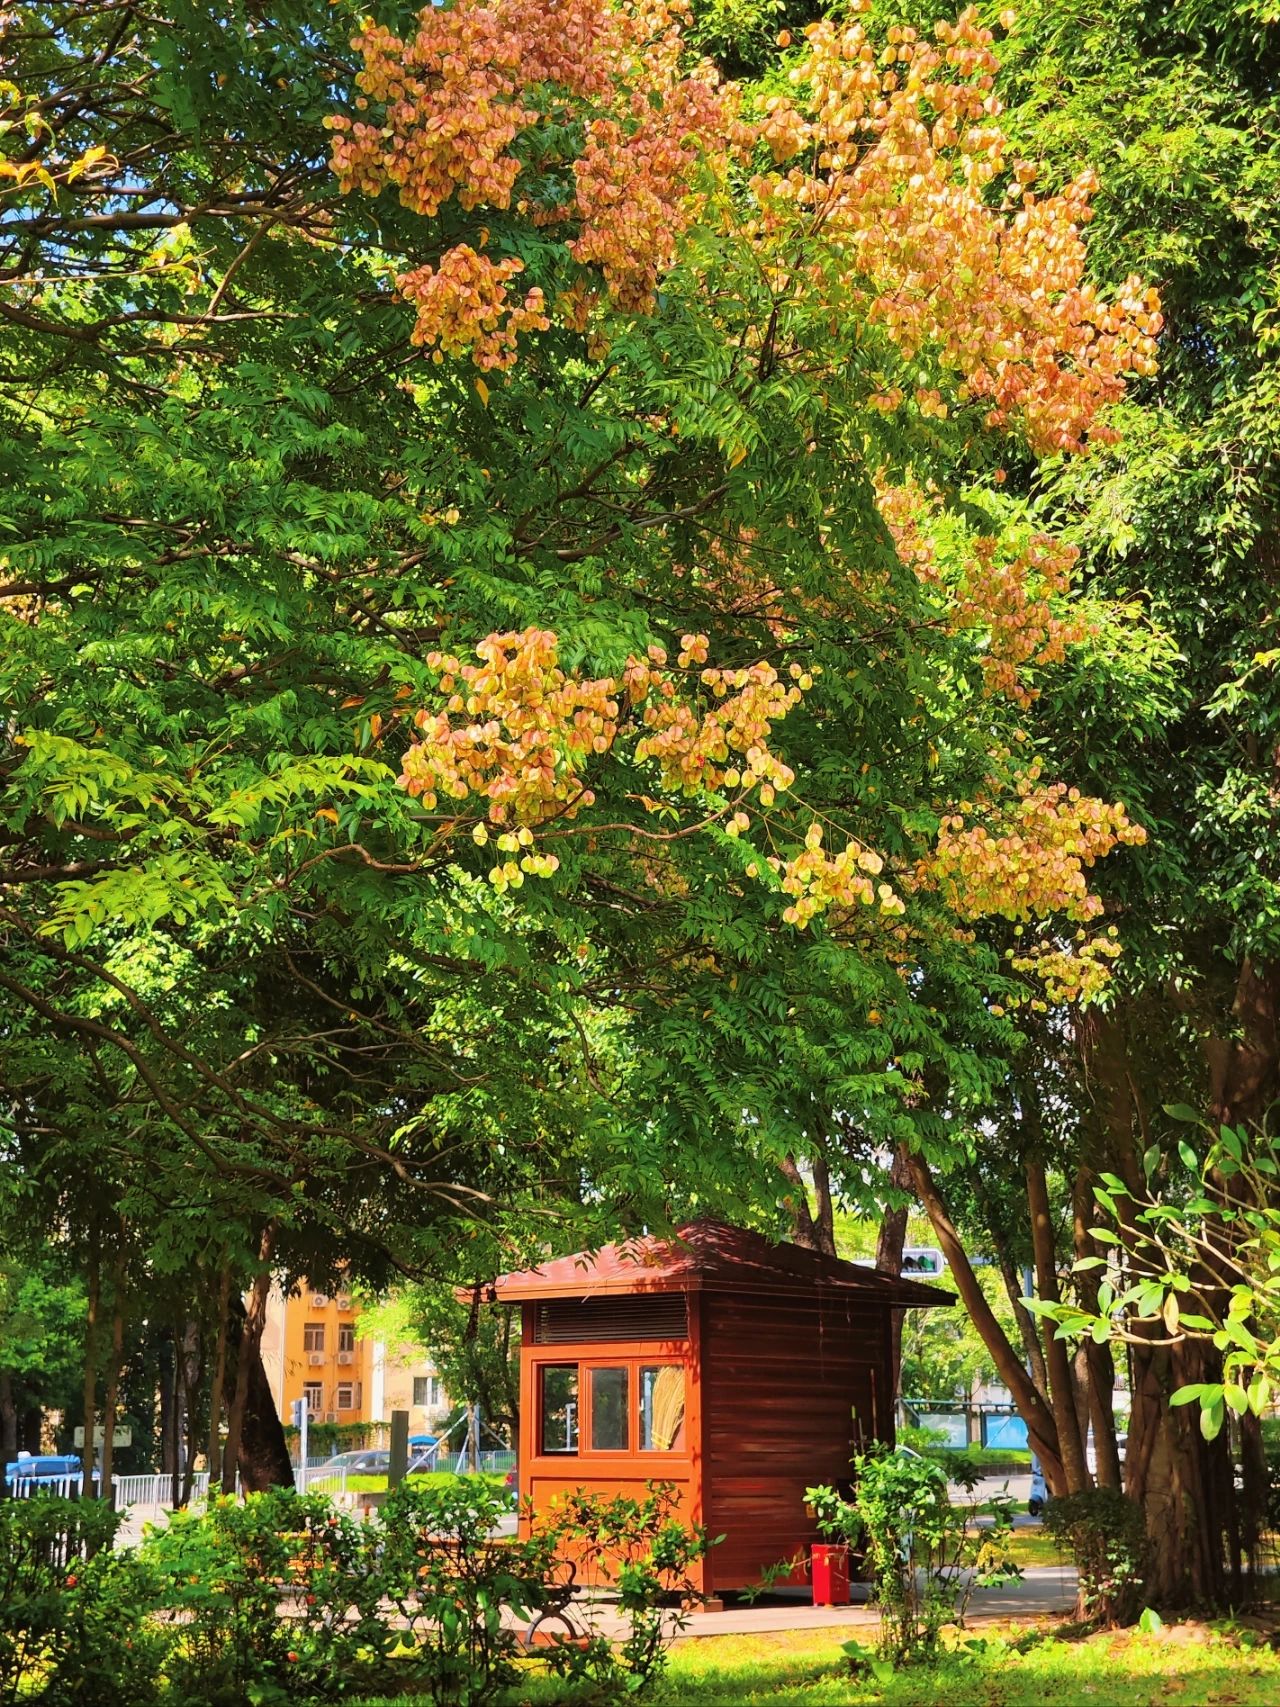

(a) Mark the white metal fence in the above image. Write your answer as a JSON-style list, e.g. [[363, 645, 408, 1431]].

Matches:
[[8, 1451, 514, 1516]]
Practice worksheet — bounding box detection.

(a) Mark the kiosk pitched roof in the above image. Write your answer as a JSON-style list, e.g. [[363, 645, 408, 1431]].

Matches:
[[490, 1219, 951, 1309]]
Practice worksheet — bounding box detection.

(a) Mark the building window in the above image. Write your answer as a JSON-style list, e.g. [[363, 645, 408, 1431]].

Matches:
[[335, 1382, 361, 1412], [303, 1323, 325, 1353], [302, 1382, 323, 1411], [640, 1366, 685, 1451], [413, 1375, 443, 1410], [590, 1367, 628, 1452], [539, 1365, 578, 1455], [338, 1323, 355, 1355]]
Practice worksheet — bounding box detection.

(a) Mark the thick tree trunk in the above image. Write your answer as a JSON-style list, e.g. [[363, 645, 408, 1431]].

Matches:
[[907, 1150, 1066, 1490], [222, 1224, 277, 1494], [1087, 1009, 1241, 1607], [237, 1320, 294, 1491]]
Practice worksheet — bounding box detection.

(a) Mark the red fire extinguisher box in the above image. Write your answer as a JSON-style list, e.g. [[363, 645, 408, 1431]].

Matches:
[[810, 1542, 851, 1606]]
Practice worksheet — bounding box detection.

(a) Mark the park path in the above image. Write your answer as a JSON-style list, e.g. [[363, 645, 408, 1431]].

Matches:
[[552, 1566, 1078, 1644]]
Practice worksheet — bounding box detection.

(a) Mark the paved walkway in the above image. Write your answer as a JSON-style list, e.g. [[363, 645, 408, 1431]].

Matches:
[[559, 1566, 1078, 1643]]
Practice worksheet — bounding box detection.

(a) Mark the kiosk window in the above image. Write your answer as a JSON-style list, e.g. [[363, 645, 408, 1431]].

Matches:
[[640, 1366, 686, 1451], [590, 1367, 629, 1451], [540, 1365, 579, 1454]]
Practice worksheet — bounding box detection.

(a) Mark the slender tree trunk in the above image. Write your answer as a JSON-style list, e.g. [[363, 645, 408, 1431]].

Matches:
[[79, 1244, 100, 1496], [907, 1151, 1066, 1489], [180, 1317, 202, 1505], [778, 1151, 837, 1255], [169, 1326, 183, 1509], [99, 1249, 127, 1498], [1072, 1166, 1121, 1489], [875, 1143, 913, 1390], [810, 1147, 836, 1257], [0, 1369, 16, 1493], [222, 1223, 277, 1493], [208, 1263, 231, 1483], [1025, 1157, 1090, 1493]]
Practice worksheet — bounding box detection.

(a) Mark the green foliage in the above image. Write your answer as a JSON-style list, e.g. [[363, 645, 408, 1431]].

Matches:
[[0, 1497, 162, 1707], [0, 1252, 85, 1424], [142, 1489, 386, 1704], [531, 1483, 710, 1691], [1043, 1488, 1150, 1626], [358, 1284, 520, 1435], [817, 1449, 1018, 1668], [0, 1480, 707, 1707], [1033, 1121, 1280, 1439], [802, 1484, 863, 1548]]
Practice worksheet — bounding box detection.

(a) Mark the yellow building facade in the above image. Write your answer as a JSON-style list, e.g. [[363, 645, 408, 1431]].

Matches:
[[261, 1281, 374, 1425], [260, 1284, 452, 1436]]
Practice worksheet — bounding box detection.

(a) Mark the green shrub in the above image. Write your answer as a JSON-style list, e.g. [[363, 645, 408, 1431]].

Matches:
[[3, 1478, 706, 1706], [535, 1482, 710, 1691], [376, 1476, 557, 1707], [1043, 1487, 1149, 1626], [142, 1488, 385, 1704], [0, 1497, 165, 1707], [808, 1448, 1018, 1670]]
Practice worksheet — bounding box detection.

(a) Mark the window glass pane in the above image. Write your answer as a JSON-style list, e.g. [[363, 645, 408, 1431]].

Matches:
[[640, 1366, 685, 1451], [540, 1365, 579, 1454], [590, 1367, 629, 1451]]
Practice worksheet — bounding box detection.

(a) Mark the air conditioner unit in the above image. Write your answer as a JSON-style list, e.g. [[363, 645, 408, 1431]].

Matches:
[[324, 1411, 339, 1423], [310, 1293, 329, 1308], [335, 1294, 353, 1312], [337, 1350, 354, 1365], [308, 1352, 325, 1366]]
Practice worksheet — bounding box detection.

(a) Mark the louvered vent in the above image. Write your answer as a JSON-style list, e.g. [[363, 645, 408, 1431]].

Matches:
[[533, 1293, 688, 1344]]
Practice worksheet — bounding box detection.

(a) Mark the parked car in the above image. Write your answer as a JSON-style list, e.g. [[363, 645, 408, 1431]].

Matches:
[[317, 1446, 440, 1477], [4, 1454, 100, 1489], [318, 1448, 391, 1475]]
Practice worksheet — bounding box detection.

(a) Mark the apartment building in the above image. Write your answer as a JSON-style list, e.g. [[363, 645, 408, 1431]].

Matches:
[[261, 1281, 373, 1424], [261, 1283, 452, 1432]]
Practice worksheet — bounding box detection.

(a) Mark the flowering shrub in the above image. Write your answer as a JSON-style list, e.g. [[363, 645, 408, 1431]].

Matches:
[[0, 1497, 164, 1707], [142, 1489, 386, 1704]]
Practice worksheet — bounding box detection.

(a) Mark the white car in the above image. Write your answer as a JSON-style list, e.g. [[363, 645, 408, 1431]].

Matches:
[[1029, 1435, 1127, 1515]]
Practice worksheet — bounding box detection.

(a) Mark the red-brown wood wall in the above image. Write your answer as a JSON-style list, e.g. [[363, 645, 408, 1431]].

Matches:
[[698, 1287, 895, 1595]]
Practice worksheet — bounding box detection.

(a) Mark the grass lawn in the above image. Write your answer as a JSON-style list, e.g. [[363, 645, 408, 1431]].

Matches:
[[1004, 1525, 1066, 1569], [354, 1624, 1280, 1706]]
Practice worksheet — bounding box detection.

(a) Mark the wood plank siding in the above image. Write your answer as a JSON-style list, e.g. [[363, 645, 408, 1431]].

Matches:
[[699, 1288, 895, 1593]]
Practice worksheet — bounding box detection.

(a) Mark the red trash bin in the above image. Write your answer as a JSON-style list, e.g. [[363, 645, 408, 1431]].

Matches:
[[810, 1542, 851, 1606]]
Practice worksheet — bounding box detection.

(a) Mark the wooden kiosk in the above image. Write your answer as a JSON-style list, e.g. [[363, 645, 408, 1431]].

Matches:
[[491, 1221, 950, 1599]]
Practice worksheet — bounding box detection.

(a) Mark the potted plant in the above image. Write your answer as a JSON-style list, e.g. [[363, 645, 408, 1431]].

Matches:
[[803, 1483, 861, 1606]]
